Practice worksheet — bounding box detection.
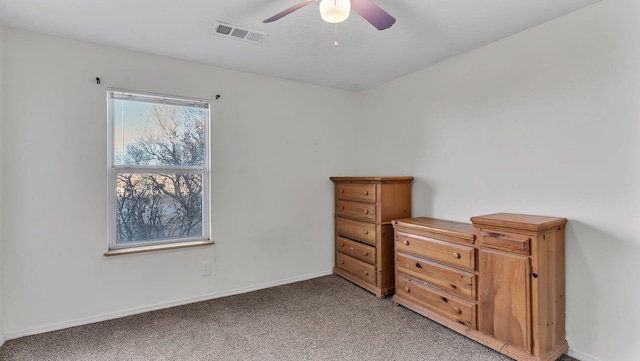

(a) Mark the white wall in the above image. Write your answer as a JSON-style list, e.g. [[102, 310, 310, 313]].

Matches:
[[361, 0, 640, 360], [0, 23, 5, 347], [2, 28, 361, 336]]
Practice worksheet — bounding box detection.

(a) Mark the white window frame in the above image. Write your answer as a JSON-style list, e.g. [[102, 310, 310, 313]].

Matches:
[[106, 88, 211, 251]]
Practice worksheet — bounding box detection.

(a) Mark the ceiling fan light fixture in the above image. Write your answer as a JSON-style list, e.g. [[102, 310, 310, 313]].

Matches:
[[319, 0, 351, 24]]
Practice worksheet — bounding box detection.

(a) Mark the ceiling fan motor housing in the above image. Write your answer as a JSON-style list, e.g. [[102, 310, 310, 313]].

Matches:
[[319, 0, 351, 23]]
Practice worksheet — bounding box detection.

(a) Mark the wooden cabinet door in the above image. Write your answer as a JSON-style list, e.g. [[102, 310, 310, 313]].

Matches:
[[478, 248, 531, 352]]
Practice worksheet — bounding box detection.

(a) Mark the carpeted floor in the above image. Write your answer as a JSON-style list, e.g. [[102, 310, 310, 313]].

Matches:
[[0, 275, 579, 361]]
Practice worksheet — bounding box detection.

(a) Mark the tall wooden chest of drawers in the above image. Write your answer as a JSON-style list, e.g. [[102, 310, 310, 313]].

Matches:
[[393, 214, 568, 361], [330, 176, 412, 298]]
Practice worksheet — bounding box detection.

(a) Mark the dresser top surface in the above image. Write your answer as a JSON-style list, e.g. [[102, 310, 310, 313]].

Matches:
[[392, 217, 476, 241], [470, 212, 567, 232], [330, 176, 414, 184]]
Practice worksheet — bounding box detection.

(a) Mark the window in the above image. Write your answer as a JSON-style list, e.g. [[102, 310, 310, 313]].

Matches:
[[106, 88, 211, 254]]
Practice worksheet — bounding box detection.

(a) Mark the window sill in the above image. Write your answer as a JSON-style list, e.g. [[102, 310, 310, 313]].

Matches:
[[104, 240, 214, 257]]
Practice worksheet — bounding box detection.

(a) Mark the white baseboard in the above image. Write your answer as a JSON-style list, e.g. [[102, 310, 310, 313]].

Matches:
[[567, 348, 603, 361], [0, 335, 5, 349], [5, 270, 333, 341]]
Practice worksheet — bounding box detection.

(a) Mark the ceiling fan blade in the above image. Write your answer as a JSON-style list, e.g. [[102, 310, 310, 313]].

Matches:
[[263, 0, 317, 23], [350, 0, 396, 30]]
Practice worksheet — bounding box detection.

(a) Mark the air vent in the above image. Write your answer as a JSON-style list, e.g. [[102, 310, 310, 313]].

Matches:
[[213, 22, 267, 44]]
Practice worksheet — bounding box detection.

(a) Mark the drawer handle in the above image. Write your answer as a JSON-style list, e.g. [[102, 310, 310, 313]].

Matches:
[[364, 251, 369, 256], [341, 206, 345, 210], [340, 189, 344, 193], [404, 287, 410, 293], [415, 262, 422, 269], [364, 271, 369, 276], [340, 261, 345, 265], [364, 230, 369, 235], [340, 243, 345, 247], [350, 247, 354, 250], [452, 252, 461, 259], [403, 240, 410, 246], [454, 307, 461, 315], [364, 210, 369, 214], [364, 191, 369, 195]]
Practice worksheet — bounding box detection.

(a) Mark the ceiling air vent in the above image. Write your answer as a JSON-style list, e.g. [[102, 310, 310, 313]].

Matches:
[[213, 22, 267, 44]]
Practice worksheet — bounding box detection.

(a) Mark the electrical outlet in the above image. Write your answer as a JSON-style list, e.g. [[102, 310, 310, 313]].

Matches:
[[201, 261, 211, 277]]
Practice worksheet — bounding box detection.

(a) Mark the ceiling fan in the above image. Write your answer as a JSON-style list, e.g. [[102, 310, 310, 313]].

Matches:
[[263, 0, 396, 30]]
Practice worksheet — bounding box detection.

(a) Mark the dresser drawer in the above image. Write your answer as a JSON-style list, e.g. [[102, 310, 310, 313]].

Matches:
[[478, 230, 530, 254], [395, 231, 475, 271], [336, 200, 376, 222], [336, 217, 376, 245], [336, 183, 376, 203], [337, 236, 376, 265], [397, 274, 476, 329], [336, 252, 377, 285], [397, 252, 475, 300]]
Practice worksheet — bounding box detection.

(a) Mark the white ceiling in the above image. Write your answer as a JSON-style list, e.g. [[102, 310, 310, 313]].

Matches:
[[0, 0, 600, 92]]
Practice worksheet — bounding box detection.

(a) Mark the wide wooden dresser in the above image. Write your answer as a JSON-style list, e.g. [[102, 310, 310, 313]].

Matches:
[[392, 213, 568, 361], [330, 176, 412, 298]]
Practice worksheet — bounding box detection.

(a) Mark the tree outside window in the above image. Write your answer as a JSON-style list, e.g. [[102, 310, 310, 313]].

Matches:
[[108, 89, 210, 249]]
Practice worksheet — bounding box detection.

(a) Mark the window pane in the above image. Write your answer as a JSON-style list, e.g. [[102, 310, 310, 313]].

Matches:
[[114, 100, 206, 167], [115, 172, 203, 244]]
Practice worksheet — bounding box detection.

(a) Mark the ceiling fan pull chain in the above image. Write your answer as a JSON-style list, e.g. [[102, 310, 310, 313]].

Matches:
[[334, 22, 339, 47]]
